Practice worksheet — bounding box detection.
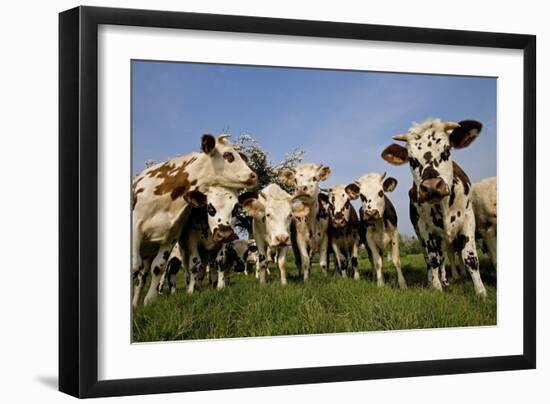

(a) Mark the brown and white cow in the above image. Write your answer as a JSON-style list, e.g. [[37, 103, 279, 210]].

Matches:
[[381, 119, 487, 297], [472, 176, 497, 269], [279, 164, 332, 281], [241, 184, 310, 285], [132, 134, 256, 306], [324, 185, 361, 280], [345, 173, 407, 288]]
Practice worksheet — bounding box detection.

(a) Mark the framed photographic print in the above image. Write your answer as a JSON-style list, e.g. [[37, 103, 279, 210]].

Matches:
[[59, 6, 536, 398]]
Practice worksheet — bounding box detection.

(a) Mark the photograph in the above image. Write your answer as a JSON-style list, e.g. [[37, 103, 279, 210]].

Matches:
[[130, 60, 497, 342]]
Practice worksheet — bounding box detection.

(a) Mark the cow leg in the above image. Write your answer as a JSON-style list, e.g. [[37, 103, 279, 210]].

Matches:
[[425, 236, 444, 291], [217, 268, 226, 290], [278, 246, 288, 286], [163, 257, 181, 295], [391, 231, 407, 289], [459, 236, 487, 297], [296, 237, 311, 281], [187, 255, 203, 294], [331, 239, 347, 278], [132, 256, 151, 308], [446, 248, 460, 279], [351, 241, 360, 280], [483, 227, 497, 269], [143, 244, 173, 305], [319, 236, 329, 276], [367, 233, 384, 287]]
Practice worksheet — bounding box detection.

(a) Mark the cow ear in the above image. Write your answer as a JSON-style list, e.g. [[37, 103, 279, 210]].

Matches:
[[381, 144, 409, 165], [318, 192, 330, 209], [184, 190, 207, 208], [238, 191, 258, 205], [383, 177, 398, 192], [345, 183, 360, 200], [318, 165, 331, 182], [241, 198, 265, 218], [291, 200, 311, 218], [449, 120, 482, 149], [201, 134, 216, 154], [279, 169, 296, 185]]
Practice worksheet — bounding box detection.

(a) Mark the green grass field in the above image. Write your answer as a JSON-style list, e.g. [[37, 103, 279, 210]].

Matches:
[[132, 251, 497, 342]]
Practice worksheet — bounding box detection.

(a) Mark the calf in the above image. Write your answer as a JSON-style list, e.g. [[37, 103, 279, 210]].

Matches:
[[324, 185, 361, 280], [345, 173, 407, 288], [280, 164, 332, 281], [381, 119, 487, 297], [472, 176, 497, 269], [241, 184, 310, 285], [210, 239, 259, 289], [132, 134, 256, 306]]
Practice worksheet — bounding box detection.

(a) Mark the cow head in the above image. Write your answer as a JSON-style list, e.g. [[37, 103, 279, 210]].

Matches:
[[241, 184, 310, 247], [381, 119, 482, 203], [325, 184, 354, 228], [346, 172, 397, 221], [184, 186, 239, 243], [201, 133, 257, 190], [279, 163, 331, 202]]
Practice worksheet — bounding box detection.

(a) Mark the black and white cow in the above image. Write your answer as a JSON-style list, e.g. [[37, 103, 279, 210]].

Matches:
[[345, 173, 407, 288], [279, 164, 332, 281], [210, 239, 259, 289], [241, 184, 310, 285], [324, 185, 361, 280], [381, 119, 487, 297], [169, 186, 241, 294]]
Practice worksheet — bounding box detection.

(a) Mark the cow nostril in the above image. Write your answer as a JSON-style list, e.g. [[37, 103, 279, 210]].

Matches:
[[420, 184, 429, 193]]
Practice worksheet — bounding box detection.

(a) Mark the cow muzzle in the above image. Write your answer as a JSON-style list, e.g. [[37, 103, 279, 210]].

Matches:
[[332, 212, 346, 227], [418, 178, 450, 203], [243, 173, 258, 188], [272, 233, 290, 246], [363, 209, 380, 221], [212, 225, 237, 243]]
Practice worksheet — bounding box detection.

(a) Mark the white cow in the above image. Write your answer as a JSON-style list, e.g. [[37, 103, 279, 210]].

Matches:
[[132, 134, 256, 306], [241, 184, 310, 285], [381, 119, 487, 297], [472, 176, 497, 268], [345, 173, 407, 288], [280, 164, 332, 281], [324, 185, 361, 280]]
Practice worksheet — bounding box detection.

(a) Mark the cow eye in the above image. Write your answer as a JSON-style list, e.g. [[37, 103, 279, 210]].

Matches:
[[312, 176, 317, 181], [378, 190, 383, 197], [223, 152, 235, 163], [266, 213, 271, 218], [360, 195, 366, 202], [207, 203, 217, 217]]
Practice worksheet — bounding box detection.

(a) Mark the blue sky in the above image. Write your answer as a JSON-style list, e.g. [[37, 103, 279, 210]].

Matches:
[[132, 60, 496, 236]]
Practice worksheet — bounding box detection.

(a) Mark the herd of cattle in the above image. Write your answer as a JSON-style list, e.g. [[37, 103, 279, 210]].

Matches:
[[131, 118, 497, 307]]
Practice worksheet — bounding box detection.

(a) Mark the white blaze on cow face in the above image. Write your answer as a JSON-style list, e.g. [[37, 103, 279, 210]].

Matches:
[[326, 184, 353, 228], [279, 163, 331, 201], [381, 119, 482, 204], [204, 134, 257, 189], [242, 184, 310, 247], [346, 173, 397, 221], [185, 186, 239, 243]]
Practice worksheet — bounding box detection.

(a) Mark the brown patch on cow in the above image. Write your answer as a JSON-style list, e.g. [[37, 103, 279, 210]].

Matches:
[[132, 187, 144, 210], [452, 234, 469, 253], [452, 161, 471, 195], [383, 195, 398, 227], [151, 157, 198, 200]]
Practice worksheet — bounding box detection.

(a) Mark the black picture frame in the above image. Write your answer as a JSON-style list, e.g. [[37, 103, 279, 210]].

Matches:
[[59, 5, 536, 398]]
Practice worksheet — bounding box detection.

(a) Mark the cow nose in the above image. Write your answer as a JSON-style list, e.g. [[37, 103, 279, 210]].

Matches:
[[364, 210, 380, 220], [274, 234, 289, 245], [418, 178, 450, 202], [213, 225, 236, 242], [334, 212, 344, 220], [245, 172, 257, 186]]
